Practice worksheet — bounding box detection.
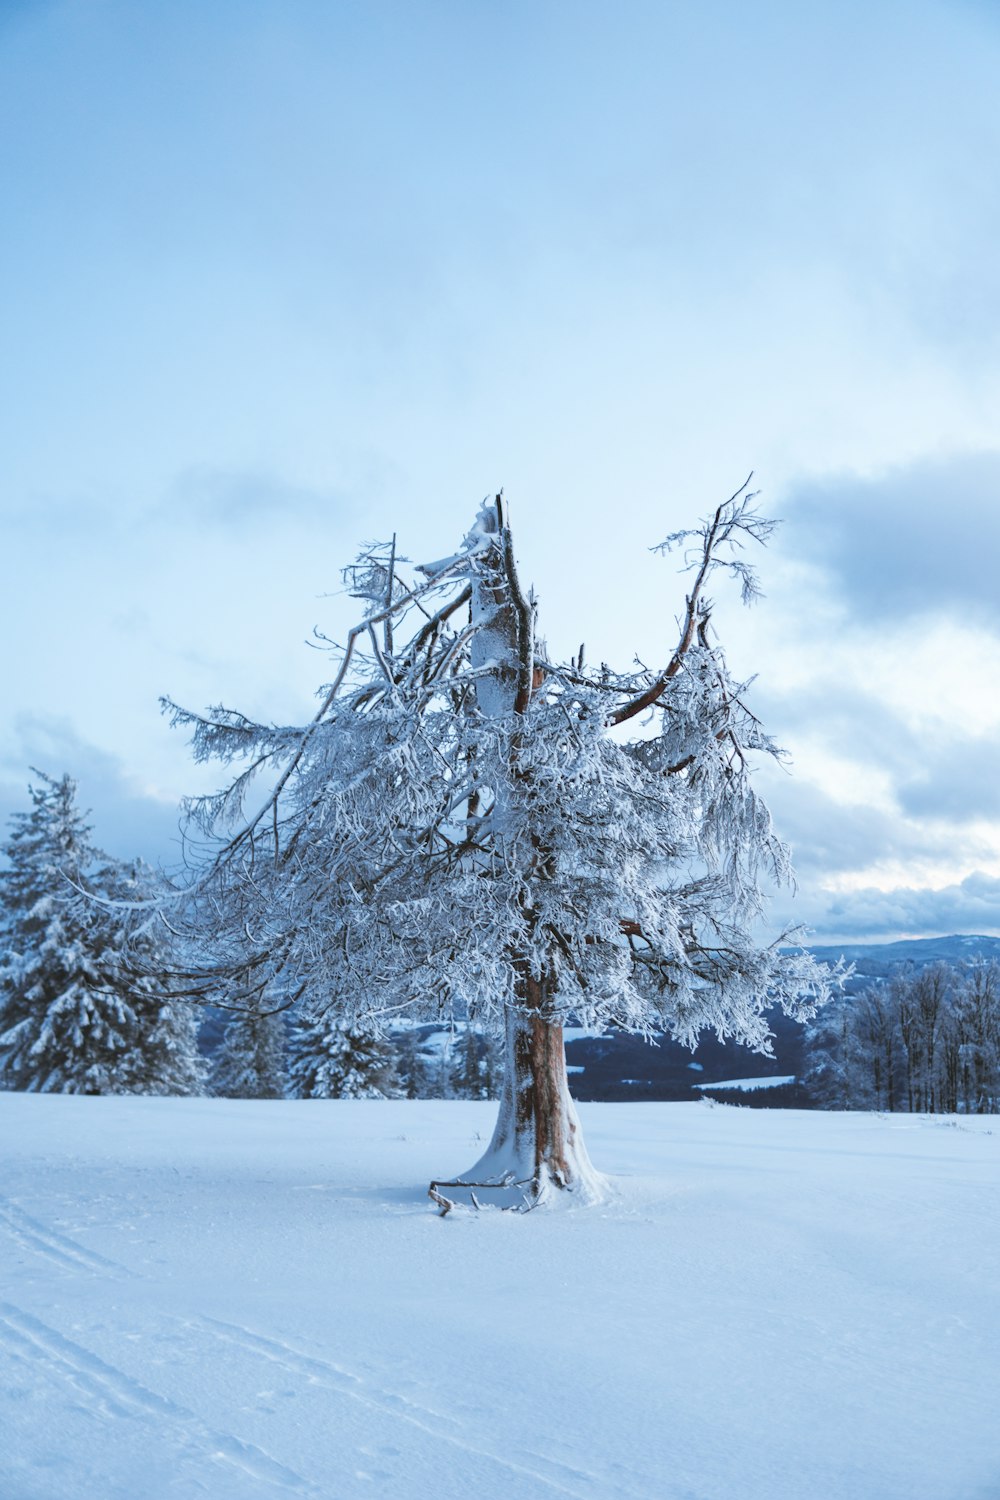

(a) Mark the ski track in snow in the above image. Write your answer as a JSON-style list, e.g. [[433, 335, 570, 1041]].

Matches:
[[0, 1189, 634, 1500], [0, 1200, 339, 1497], [0, 1193, 136, 1279], [0, 1300, 322, 1496], [183, 1312, 630, 1500]]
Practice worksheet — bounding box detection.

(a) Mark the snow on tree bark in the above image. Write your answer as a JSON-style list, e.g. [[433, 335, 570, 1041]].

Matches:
[[438, 498, 602, 1204]]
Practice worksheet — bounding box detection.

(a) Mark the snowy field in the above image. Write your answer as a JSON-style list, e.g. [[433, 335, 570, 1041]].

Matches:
[[1, 1096, 998, 1500]]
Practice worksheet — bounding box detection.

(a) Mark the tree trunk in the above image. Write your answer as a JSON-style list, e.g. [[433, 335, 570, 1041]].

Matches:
[[430, 998, 604, 1212], [428, 498, 603, 1211]]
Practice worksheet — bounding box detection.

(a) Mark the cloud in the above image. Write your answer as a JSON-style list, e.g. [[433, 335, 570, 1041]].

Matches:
[[3, 467, 345, 542], [159, 467, 345, 531], [755, 762, 980, 886], [898, 737, 1000, 822], [0, 716, 184, 868], [800, 872, 1000, 943], [750, 679, 1000, 828], [751, 683, 922, 780], [784, 450, 1000, 624]]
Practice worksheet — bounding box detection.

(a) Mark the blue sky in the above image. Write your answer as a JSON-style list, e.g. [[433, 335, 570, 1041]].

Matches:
[[3, 0, 1000, 942]]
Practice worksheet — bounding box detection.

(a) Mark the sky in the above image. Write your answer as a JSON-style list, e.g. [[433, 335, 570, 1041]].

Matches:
[[2, 0, 1000, 943]]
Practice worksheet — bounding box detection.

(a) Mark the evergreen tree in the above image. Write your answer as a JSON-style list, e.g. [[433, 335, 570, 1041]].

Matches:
[[107, 861, 206, 1096], [137, 999, 206, 1095], [449, 1025, 498, 1100], [0, 773, 137, 1093], [394, 1027, 434, 1099], [210, 999, 286, 1099], [0, 774, 205, 1096], [287, 1009, 398, 1099]]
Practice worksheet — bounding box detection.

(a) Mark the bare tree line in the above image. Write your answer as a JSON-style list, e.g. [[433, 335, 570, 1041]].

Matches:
[[804, 962, 1000, 1113]]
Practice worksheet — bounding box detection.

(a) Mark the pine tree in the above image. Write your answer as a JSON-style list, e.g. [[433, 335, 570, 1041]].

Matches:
[[449, 1025, 498, 1100], [0, 774, 205, 1096], [210, 999, 286, 1099], [394, 1028, 434, 1099], [106, 861, 206, 1096], [0, 773, 137, 1094], [287, 1009, 398, 1099]]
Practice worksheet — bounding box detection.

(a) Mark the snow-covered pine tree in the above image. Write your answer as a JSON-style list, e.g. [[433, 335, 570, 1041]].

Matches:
[[106, 860, 206, 1097], [449, 1024, 498, 1100], [159, 487, 840, 1207], [0, 774, 205, 1095], [287, 1009, 398, 1099], [139, 998, 206, 1095], [0, 771, 119, 1092], [393, 1028, 435, 1099], [210, 997, 286, 1099]]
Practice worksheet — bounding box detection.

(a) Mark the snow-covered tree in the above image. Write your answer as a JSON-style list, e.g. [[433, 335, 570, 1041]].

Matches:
[[449, 1024, 498, 1100], [287, 1010, 398, 1099], [853, 985, 904, 1111], [393, 1028, 435, 1099], [897, 963, 951, 1113], [804, 960, 1000, 1115], [159, 488, 838, 1207], [0, 774, 205, 1096], [945, 962, 1000, 1113], [210, 997, 286, 1099], [801, 993, 852, 1109], [0, 772, 116, 1092], [101, 858, 206, 1096]]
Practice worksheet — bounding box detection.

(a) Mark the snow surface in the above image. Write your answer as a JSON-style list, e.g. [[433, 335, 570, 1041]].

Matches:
[[1, 1095, 998, 1500], [694, 1074, 796, 1092]]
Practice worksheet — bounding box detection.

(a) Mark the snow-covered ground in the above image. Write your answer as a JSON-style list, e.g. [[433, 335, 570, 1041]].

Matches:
[[1, 1096, 998, 1500]]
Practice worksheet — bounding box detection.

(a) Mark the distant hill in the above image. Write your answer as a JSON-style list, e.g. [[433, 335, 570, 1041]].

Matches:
[[807, 934, 1000, 994]]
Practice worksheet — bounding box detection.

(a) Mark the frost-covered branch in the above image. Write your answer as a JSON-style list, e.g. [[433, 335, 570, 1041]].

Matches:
[[613, 475, 774, 726]]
